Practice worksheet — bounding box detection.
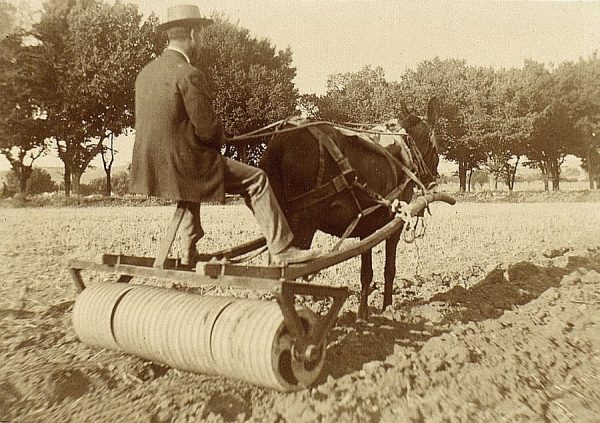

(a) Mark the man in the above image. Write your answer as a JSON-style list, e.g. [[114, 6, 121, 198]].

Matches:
[[130, 4, 318, 265]]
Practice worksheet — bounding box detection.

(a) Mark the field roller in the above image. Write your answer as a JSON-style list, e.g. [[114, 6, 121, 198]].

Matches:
[[69, 192, 455, 391], [73, 283, 323, 390]]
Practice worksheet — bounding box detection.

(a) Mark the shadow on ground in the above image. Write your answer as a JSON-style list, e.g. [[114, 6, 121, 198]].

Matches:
[[320, 251, 600, 381]]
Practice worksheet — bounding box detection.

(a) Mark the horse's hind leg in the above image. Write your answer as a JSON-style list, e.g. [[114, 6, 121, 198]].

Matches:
[[358, 247, 373, 321], [383, 231, 401, 311]]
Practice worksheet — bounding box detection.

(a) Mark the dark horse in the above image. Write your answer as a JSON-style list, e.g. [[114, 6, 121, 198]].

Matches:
[[260, 98, 440, 320]]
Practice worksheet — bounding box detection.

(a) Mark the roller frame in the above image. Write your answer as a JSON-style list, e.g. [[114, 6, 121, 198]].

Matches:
[[69, 248, 350, 371]]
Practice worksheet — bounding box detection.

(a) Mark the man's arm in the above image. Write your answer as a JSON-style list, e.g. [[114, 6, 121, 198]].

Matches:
[[179, 69, 224, 150]]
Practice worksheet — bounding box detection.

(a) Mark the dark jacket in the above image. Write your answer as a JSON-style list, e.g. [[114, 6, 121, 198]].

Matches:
[[130, 49, 225, 202]]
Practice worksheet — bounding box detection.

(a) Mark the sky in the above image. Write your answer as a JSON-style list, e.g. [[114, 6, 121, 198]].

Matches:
[[2, 0, 599, 171], [138, 0, 600, 95]]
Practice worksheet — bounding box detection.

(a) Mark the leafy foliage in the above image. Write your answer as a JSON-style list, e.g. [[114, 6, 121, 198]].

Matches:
[[316, 56, 598, 191], [313, 66, 400, 123], [194, 18, 298, 164], [474, 68, 535, 190], [0, 31, 50, 192], [552, 54, 600, 188], [399, 58, 490, 191], [1, 1, 598, 193], [82, 170, 129, 196], [3, 167, 57, 195], [27, 167, 58, 194], [34, 0, 162, 195]]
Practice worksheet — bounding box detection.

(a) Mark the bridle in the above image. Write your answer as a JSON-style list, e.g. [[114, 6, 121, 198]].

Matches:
[[402, 120, 439, 188]]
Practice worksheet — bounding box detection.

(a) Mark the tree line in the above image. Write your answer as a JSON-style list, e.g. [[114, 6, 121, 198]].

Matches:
[[303, 59, 600, 192], [1, 0, 599, 196]]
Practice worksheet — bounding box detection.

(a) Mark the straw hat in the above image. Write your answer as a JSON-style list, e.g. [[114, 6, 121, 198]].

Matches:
[[159, 4, 212, 30]]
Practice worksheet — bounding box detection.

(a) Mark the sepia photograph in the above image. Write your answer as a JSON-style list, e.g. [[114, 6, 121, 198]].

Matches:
[[1, 0, 599, 421]]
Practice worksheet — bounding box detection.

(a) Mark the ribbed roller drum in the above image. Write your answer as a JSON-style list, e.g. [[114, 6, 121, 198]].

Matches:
[[211, 298, 325, 391], [111, 285, 234, 375], [72, 283, 326, 391], [72, 283, 135, 350]]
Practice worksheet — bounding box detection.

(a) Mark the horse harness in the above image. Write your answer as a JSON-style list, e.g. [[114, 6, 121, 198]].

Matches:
[[284, 123, 430, 248]]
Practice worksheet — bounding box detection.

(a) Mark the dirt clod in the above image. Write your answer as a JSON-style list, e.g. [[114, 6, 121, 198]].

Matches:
[[43, 369, 91, 404]]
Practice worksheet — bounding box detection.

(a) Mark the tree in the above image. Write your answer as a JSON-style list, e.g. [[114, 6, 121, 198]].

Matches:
[[515, 60, 575, 191], [297, 93, 321, 118], [194, 18, 298, 165], [553, 53, 600, 189], [400, 58, 489, 192], [3, 167, 57, 194], [0, 32, 50, 193], [27, 167, 57, 194], [525, 103, 574, 191], [34, 0, 162, 195], [314, 66, 400, 123], [481, 68, 535, 191]]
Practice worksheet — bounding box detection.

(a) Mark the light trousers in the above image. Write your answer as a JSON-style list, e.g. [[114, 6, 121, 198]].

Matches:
[[179, 157, 294, 261]]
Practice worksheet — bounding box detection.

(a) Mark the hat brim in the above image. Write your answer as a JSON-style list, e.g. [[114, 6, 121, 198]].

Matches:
[[159, 17, 213, 30]]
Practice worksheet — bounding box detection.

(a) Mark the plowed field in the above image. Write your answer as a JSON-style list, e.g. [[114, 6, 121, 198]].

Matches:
[[1, 201, 600, 422]]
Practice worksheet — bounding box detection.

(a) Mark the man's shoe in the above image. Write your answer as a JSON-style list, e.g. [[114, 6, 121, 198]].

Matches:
[[180, 249, 199, 269], [272, 246, 320, 265]]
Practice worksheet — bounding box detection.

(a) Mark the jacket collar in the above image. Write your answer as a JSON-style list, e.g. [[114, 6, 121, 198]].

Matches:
[[165, 46, 191, 64]]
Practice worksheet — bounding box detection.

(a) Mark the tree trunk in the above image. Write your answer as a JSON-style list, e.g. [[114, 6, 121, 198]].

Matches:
[[507, 157, 520, 192], [59, 138, 104, 197], [458, 161, 467, 193], [14, 164, 32, 194], [105, 171, 112, 196], [101, 135, 115, 196], [71, 169, 82, 196], [588, 148, 598, 190], [551, 172, 560, 191], [63, 164, 71, 197], [539, 164, 549, 192], [467, 169, 473, 193], [19, 174, 27, 193], [549, 158, 560, 191], [9, 154, 33, 194]]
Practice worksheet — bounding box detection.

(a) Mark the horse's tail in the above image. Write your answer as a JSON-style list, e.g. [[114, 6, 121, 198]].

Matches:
[[259, 137, 287, 210]]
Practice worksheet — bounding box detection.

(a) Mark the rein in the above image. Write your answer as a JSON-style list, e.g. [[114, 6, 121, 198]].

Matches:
[[226, 119, 411, 144], [229, 118, 434, 193]]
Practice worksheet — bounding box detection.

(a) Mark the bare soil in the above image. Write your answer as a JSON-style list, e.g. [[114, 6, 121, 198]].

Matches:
[[1, 202, 599, 422]]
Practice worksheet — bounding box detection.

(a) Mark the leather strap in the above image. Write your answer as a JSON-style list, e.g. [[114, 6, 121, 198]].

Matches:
[[286, 123, 425, 215], [287, 174, 353, 212]]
